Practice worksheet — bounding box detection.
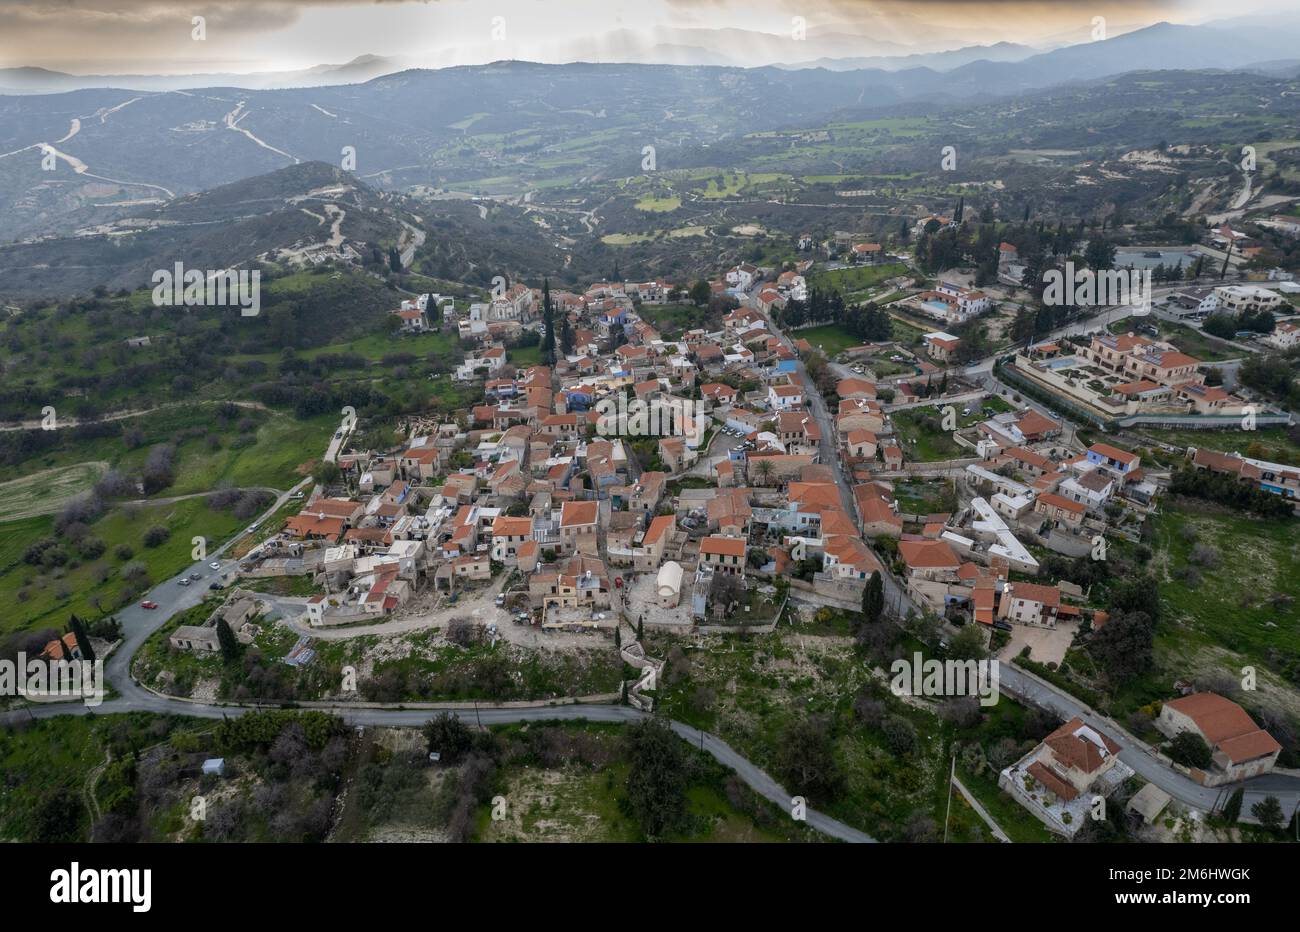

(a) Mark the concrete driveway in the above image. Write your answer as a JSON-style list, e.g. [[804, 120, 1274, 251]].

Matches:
[[997, 620, 1078, 666]]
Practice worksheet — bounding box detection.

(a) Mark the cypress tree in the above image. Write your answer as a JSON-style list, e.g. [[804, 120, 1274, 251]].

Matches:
[[862, 571, 884, 624], [68, 614, 95, 663], [1222, 787, 1244, 824], [216, 618, 240, 664]]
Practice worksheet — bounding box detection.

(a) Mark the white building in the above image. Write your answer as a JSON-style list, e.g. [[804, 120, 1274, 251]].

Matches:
[[1263, 321, 1299, 350]]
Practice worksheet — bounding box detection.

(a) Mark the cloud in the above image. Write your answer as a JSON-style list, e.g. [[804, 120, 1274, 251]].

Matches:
[[0, 1, 438, 68]]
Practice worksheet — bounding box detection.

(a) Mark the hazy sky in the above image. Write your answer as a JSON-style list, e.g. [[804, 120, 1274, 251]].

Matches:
[[0, 0, 1294, 74]]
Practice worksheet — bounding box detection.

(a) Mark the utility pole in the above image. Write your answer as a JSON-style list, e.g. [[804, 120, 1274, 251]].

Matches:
[[943, 754, 956, 843]]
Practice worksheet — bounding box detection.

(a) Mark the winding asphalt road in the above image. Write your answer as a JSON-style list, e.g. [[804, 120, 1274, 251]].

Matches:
[[772, 306, 1300, 822], [2, 407, 875, 843]]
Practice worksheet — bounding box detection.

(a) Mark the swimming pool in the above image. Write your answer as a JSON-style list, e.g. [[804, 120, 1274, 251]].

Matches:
[[1042, 355, 1081, 370]]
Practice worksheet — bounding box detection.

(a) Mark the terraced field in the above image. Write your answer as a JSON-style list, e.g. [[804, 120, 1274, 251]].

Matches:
[[0, 461, 107, 521]]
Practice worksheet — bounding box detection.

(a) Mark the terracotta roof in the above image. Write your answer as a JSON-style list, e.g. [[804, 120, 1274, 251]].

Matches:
[[1006, 581, 1062, 607], [644, 514, 675, 547], [1005, 446, 1052, 470], [700, 535, 746, 558], [492, 515, 533, 538], [898, 539, 960, 570], [309, 498, 362, 518], [1164, 693, 1281, 763], [1015, 410, 1059, 436], [1089, 442, 1138, 465], [1036, 492, 1085, 515], [1027, 760, 1080, 802], [560, 500, 599, 527], [1044, 717, 1120, 774]]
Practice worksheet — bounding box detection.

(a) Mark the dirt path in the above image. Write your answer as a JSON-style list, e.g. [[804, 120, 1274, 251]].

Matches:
[[82, 747, 111, 831], [0, 399, 268, 432], [223, 101, 299, 163]]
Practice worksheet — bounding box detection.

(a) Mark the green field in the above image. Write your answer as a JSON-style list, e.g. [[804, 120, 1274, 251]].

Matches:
[[635, 302, 715, 338], [891, 407, 983, 462], [808, 262, 909, 294], [0, 461, 107, 521], [475, 723, 808, 843], [651, 621, 1057, 842], [634, 194, 681, 212], [0, 713, 207, 842], [795, 324, 861, 356], [1065, 497, 1300, 719], [1151, 501, 1300, 667], [1131, 427, 1300, 465], [0, 497, 244, 635], [891, 479, 958, 516], [508, 343, 542, 367]]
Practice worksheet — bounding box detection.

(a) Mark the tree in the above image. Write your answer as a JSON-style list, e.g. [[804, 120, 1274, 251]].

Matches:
[[949, 625, 986, 662], [216, 618, 240, 664], [422, 711, 476, 764], [688, 279, 711, 307], [1087, 610, 1155, 685], [623, 717, 688, 837], [1251, 795, 1285, 831], [1222, 787, 1244, 824], [775, 715, 842, 801], [1084, 233, 1116, 271], [881, 714, 917, 756], [1168, 730, 1212, 769], [540, 278, 556, 367], [1109, 576, 1161, 624], [559, 315, 574, 355], [312, 461, 341, 487], [861, 571, 884, 624], [68, 614, 95, 663]]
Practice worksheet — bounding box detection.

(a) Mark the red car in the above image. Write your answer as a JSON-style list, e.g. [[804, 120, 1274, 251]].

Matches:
[[614, 577, 624, 588], [140, 600, 159, 610]]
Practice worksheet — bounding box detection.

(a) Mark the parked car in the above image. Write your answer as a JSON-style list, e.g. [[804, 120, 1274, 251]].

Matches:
[[614, 577, 624, 588], [209, 561, 221, 570], [208, 583, 223, 591], [178, 578, 191, 587], [188, 573, 201, 581], [334, 430, 342, 438], [140, 601, 159, 610], [494, 594, 505, 606]]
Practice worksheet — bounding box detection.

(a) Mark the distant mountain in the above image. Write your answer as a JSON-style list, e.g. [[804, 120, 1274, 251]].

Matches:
[[5, 16, 1300, 251], [782, 42, 1039, 73], [6, 13, 1300, 95], [0, 162, 416, 299], [943, 19, 1300, 93], [0, 55, 405, 95]]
